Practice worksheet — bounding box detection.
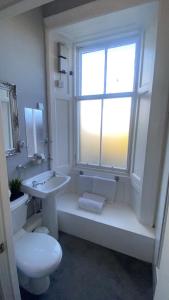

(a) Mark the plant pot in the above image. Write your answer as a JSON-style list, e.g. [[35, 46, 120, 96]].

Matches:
[[10, 191, 24, 202]]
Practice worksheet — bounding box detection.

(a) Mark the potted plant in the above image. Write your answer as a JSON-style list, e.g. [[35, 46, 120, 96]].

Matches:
[[9, 178, 24, 202]]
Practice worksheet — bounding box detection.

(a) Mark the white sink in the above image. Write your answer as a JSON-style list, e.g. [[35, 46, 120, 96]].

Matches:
[[22, 170, 71, 199]]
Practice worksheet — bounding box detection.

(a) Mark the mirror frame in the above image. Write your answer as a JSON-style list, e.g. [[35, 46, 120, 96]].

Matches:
[[0, 81, 19, 157]]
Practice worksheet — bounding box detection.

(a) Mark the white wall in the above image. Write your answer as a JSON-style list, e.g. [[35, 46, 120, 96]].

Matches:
[[154, 123, 169, 265], [0, 9, 49, 181], [152, 1, 169, 297]]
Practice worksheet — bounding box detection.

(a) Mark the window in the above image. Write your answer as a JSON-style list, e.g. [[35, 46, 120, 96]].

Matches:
[[76, 38, 138, 172]]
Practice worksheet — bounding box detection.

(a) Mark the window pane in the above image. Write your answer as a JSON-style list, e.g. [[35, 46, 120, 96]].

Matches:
[[101, 98, 131, 169], [78, 100, 101, 164], [81, 50, 105, 96], [106, 44, 136, 93]]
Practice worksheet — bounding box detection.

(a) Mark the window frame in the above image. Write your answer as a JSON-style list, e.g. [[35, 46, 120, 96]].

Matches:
[[74, 34, 141, 175]]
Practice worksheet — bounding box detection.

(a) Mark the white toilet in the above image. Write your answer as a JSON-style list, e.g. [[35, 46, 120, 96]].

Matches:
[[10, 194, 62, 295]]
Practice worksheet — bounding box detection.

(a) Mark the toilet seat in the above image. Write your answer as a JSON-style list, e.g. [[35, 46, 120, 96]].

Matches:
[[14, 231, 62, 278]]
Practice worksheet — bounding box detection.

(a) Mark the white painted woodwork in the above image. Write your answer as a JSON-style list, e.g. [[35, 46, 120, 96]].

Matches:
[[154, 125, 169, 267], [57, 192, 155, 262], [63, 172, 155, 262], [139, 0, 169, 226], [0, 106, 21, 299], [52, 99, 70, 173], [154, 196, 169, 300], [131, 9, 158, 225], [45, 30, 73, 174], [45, 1, 159, 226]]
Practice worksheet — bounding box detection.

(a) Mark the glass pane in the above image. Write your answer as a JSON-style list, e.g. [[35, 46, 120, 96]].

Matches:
[[34, 109, 44, 155], [106, 44, 136, 93], [0, 89, 13, 151], [81, 50, 105, 96], [101, 98, 131, 169], [78, 100, 101, 164], [1, 101, 13, 150], [25, 108, 35, 157]]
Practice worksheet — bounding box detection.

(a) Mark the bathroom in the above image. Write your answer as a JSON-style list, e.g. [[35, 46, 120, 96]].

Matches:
[[0, 0, 169, 299]]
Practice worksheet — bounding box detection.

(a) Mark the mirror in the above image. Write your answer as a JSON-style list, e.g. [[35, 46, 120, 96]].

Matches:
[[25, 108, 45, 159], [0, 81, 19, 156]]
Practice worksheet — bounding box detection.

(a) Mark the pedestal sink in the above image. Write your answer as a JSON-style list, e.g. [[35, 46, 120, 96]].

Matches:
[[22, 170, 71, 199], [22, 170, 71, 238]]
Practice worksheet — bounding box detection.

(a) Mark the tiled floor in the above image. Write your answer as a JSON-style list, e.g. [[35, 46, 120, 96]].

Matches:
[[20, 232, 153, 300]]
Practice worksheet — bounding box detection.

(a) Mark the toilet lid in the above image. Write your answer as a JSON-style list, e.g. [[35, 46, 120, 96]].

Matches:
[[14, 232, 62, 278]]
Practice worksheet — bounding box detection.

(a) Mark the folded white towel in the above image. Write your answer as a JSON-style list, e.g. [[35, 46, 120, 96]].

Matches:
[[78, 197, 104, 214], [83, 192, 106, 204]]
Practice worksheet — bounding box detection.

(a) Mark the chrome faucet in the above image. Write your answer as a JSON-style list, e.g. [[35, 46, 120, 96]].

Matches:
[[32, 172, 56, 188], [32, 180, 44, 188], [32, 180, 38, 188]]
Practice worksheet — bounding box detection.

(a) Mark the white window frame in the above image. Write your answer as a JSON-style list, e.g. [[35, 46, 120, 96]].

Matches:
[[74, 34, 141, 175]]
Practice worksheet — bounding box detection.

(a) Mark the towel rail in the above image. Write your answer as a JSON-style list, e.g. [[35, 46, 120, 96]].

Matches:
[[79, 173, 119, 183]]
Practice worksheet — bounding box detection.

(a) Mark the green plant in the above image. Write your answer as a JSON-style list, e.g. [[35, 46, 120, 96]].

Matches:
[[9, 178, 22, 194]]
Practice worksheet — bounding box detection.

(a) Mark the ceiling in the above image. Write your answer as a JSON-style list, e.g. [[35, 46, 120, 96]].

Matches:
[[0, 0, 55, 19], [43, 0, 95, 18], [0, 0, 21, 10], [55, 2, 158, 42]]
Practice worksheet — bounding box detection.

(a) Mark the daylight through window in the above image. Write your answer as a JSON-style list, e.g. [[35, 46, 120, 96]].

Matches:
[[76, 39, 137, 171]]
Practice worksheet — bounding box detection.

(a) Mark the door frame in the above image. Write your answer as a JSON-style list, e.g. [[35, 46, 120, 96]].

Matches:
[[0, 104, 20, 300]]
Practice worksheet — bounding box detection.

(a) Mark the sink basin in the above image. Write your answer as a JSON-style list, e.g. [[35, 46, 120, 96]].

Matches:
[[22, 170, 71, 199]]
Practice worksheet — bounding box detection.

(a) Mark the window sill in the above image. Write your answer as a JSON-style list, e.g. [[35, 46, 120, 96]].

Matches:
[[73, 164, 130, 182]]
